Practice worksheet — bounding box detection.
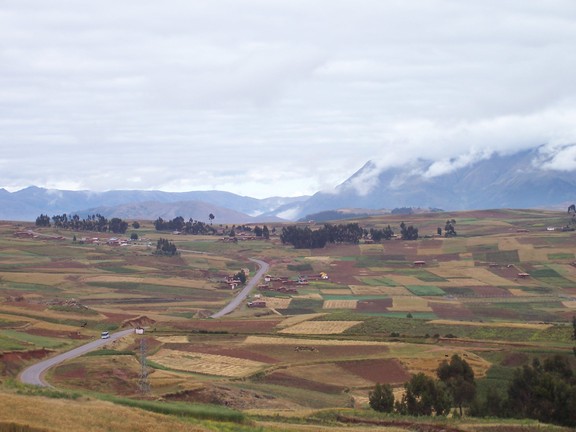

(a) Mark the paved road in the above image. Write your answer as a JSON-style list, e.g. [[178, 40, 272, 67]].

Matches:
[[20, 328, 134, 387], [210, 258, 269, 318], [20, 258, 268, 386]]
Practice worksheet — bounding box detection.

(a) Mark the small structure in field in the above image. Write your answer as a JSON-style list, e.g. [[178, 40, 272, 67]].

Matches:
[[247, 300, 266, 308]]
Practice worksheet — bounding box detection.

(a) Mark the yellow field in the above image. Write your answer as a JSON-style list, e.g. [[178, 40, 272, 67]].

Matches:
[[264, 296, 292, 309], [278, 321, 362, 335], [244, 336, 393, 346], [83, 275, 211, 289], [149, 349, 266, 377], [0, 392, 207, 432], [389, 296, 431, 312], [0, 271, 67, 285], [322, 300, 357, 309], [282, 363, 373, 388], [156, 335, 190, 343], [562, 301, 576, 309], [401, 349, 491, 378], [321, 289, 353, 295], [276, 313, 326, 329], [0, 304, 102, 322], [359, 244, 383, 254]]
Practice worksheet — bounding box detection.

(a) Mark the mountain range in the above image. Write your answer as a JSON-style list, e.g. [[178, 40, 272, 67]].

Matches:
[[1, 147, 574, 223]]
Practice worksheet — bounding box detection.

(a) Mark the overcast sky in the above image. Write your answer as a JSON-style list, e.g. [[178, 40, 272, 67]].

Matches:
[[1, 1, 576, 198]]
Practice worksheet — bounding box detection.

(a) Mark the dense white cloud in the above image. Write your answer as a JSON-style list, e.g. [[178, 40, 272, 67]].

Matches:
[[1, 1, 576, 197]]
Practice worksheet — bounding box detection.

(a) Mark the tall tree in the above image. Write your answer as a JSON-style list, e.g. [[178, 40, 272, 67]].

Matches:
[[396, 373, 451, 416], [437, 354, 476, 416], [369, 383, 395, 413]]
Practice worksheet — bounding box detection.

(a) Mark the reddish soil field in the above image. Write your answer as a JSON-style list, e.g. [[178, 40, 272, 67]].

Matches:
[[163, 344, 280, 364], [312, 244, 361, 257], [338, 358, 410, 384], [245, 344, 389, 363], [262, 371, 345, 393], [488, 266, 521, 279], [101, 312, 139, 323], [433, 253, 461, 262], [0, 349, 52, 376], [171, 318, 283, 333], [328, 260, 365, 285], [429, 302, 474, 320], [356, 298, 393, 313]]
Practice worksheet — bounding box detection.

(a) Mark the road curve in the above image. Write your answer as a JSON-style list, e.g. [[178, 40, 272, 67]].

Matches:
[[210, 258, 269, 318], [20, 258, 269, 386], [20, 328, 134, 387]]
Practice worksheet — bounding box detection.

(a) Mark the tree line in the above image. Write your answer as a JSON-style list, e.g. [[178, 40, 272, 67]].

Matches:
[[280, 223, 364, 249], [370, 353, 576, 427], [281, 221, 421, 249], [154, 217, 216, 235], [35, 213, 129, 234]]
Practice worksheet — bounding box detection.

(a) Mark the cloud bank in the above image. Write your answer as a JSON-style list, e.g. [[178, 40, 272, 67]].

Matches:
[[1, 1, 576, 197]]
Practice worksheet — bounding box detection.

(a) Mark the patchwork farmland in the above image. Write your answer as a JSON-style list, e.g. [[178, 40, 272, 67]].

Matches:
[[1, 210, 576, 431]]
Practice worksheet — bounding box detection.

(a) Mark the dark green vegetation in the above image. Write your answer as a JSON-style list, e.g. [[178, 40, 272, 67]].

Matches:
[[36, 213, 129, 234]]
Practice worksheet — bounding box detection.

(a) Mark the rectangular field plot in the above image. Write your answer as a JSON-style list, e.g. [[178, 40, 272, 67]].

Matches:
[[321, 289, 353, 295], [244, 335, 393, 346], [350, 285, 412, 296], [389, 296, 432, 312], [149, 349, 266, 377], [278, 320, 362, 335], [406, 285, 446, 296], [357, 276, 398, 286], [323, 300, 358, 309], [263, 297, 292, 309]]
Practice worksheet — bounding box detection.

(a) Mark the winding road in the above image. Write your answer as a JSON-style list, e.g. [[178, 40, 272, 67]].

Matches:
[[19, 258, 269, 386], [210, 258, 269, 318], [20, 328, 134, 386]]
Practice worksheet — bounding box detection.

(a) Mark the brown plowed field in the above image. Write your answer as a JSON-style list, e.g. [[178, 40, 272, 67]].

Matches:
[[356, 298, 393, 313], [338, 358, 410, 384], [164, 344, 279, 364]]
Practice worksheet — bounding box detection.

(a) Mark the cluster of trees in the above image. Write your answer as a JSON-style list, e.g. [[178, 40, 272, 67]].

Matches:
[[443, 219, 457, 237], [280, 223, 364, 249], [154, 238, 178, 256], [253, 225, 270, 239], [369, 354, 475, 417], [400, 222, 419, 240], [35, 213, 129, 234], [369, 226, 394, 241], [281, 221, 425, 249], [471, 355, 576, 427], [154, 217, 216, 235], [370, 353, 576, 427]]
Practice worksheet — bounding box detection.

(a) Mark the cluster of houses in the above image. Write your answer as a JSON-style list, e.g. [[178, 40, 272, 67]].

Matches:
[[255, 272, 329, 295], [246, 272, 329, 309]]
